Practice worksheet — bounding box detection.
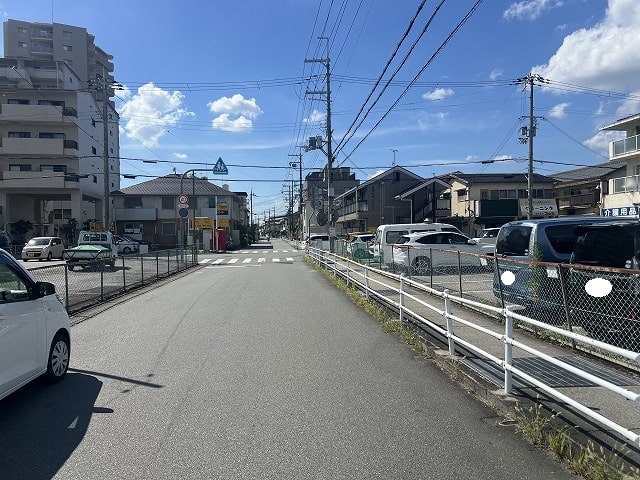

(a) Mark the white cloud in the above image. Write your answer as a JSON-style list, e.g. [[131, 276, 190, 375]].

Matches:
[[548, 102, 570, 118], [533, 0, 640, 92], [118, 83, 194, 148], [304, 109, 326, 124], [211, 113, 253, 132], [207, 94, 263, 132], [173, 152, 188, 160], [503, 0, 563, 21], [422, 88, 454, 101], [489, 69, 503, 81], [584, 130, 623, 156]]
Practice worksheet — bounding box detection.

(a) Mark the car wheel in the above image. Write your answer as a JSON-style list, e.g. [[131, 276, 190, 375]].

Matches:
[[47, 252, 52, 261], [354, 248, 366, 259], [123, 247, 131, 254], [412, 256, 431, 276], [45, 333, 70, 382]]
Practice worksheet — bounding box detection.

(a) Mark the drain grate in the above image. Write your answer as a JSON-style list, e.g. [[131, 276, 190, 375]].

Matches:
[[463, 355, 640, 389]]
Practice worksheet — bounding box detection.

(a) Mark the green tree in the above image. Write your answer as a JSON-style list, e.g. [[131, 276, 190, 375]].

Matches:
[[61, 218, 78, 246], [9, 219, 33, 245]]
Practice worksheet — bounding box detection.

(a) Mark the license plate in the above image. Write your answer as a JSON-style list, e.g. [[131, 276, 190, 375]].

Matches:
[[28, 253, 36, 257]]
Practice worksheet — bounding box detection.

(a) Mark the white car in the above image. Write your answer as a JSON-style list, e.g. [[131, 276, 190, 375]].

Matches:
[[471, 228, 501, 246], [114, 235, 139, 254], [21, 236, 65, 261], [0, 248, 70, 401], [391, 231, 484, 275]]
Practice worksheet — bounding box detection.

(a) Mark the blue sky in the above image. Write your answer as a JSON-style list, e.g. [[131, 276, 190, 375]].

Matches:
[[1, 0, 638, 218]]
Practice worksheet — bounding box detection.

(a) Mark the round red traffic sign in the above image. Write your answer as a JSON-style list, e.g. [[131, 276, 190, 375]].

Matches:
[[178, 194, 189, 204]]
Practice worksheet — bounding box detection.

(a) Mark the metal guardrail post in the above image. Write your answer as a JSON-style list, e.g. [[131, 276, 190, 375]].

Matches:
[[400, 275, 405, 323], [504, 305, 515, 394], [100, 260, 105, 301], [122, 255, 126, 290], [457, 252, 463, 296], [64, 262, 69, 312], [444, 289, 455, 355], [140, 251, 145, 286], [364, 267, 370, 301]]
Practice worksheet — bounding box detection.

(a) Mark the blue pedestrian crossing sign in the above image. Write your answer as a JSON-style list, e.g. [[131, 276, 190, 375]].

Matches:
[[212, 157, 228, 175]]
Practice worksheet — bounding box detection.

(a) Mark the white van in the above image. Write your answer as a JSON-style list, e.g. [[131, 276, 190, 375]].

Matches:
[[371, 222, 462, 266]]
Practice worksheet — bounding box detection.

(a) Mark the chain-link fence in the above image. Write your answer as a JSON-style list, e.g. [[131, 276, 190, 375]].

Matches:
[[329, 238, 640, 352], [27, 247, 198, 314], [493, 258, 640, 351]]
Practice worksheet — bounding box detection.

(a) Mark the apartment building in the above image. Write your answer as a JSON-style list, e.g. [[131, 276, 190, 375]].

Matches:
[[0, 58, 119, 237], [333, 166, 423, 235], [0, 20, 118, 239], [4, 19, 115, 92], [600, 114, 640, 218]]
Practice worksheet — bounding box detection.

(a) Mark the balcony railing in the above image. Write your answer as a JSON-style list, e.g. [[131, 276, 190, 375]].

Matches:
[[336, 201, 368, 217], [557, 194, 595, 208], [612, 134, 640, 157]]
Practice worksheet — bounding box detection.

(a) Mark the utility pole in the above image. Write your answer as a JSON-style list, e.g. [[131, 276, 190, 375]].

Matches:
[[515, 74, 548, 219], [289, 152, 303, 239], [305, 36, 333, 248]]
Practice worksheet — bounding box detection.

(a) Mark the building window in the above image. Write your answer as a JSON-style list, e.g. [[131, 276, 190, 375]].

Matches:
[[8, 131, 31, 138], [161, 223, 176, 235], [18, 27, 28, 34], [7, 99, 29, 105], [92, 175, 97, 183], [18, 42, 28, 48], [62, 45, 72, 51], [63, 30, 72, 38], [39, 132, 65, 139], [92, 146, 97, 155], [456, 189, 467, 201], [41, 165, 67, 173], [208, 197, 217, 208], [37, 99, 64, 107], [9, 164, 31, 171], [124, 197, 143, 208], [162, 197, 175, 210]]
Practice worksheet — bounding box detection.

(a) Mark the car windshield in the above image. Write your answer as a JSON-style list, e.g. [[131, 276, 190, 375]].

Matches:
[[495, 226, 532, 256], [28, 238, 50, 246]]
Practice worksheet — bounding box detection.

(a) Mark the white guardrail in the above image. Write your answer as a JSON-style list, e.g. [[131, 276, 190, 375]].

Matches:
[[306, 245, 640, 447]]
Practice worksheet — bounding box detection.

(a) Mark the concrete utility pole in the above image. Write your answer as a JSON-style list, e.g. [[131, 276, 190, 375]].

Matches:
[[515, 74, 548, 220], [305, 36, 333, 247], [288, 152, 303, 239]]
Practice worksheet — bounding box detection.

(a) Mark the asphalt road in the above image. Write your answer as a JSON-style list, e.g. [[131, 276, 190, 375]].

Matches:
[[0, 239, 578, 479]]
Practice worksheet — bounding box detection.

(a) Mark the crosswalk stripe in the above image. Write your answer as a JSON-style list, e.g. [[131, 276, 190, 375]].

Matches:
[[201, 257, 295, 265]]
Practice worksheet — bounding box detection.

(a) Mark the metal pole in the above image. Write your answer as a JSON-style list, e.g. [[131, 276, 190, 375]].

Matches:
[[527, 76, 535, 220]]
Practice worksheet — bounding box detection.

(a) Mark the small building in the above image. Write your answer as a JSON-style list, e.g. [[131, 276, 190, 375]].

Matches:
[[112, 174, 244, 249], [552, 162, 626, 216], [333, 166, 424, 235]]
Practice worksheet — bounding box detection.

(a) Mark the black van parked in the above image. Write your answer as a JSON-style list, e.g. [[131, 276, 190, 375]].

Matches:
[[569, 221, 640, 350]]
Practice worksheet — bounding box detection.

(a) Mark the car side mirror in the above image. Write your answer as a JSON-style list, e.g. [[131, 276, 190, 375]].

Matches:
[[36, 281, 56, 297]]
